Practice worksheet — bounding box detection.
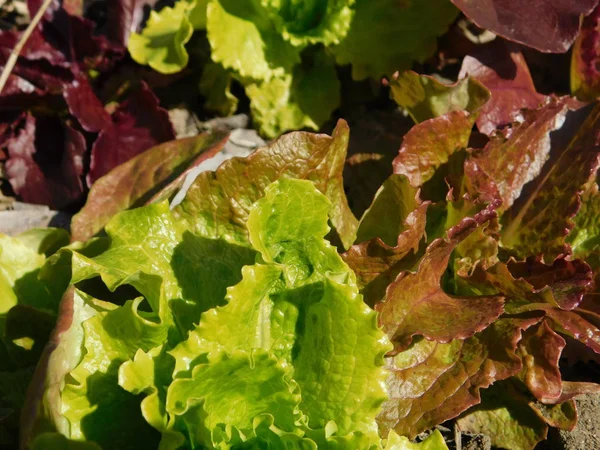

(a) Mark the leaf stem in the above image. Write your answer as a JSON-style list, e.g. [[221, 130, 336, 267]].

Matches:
[[0, 0, 55, 95]]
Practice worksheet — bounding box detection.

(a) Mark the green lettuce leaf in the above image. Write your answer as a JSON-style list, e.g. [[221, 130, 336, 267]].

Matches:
[[173, 120, 358, 249], [332, 0, 458, 80], [128, 1, 195, 74], [246, 52, 341, 137], [261, 0, 354, 47], [207, 0, 300, 81], [199, 63, 239, 117], [170, 179, 390, 439]]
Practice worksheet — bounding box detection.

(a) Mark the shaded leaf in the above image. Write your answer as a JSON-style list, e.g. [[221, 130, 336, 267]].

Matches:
[[246, 53, 341, 138], [107, 0, 160, 45], [199, 62, 238, 117], [343, 201, 428, 307], [87, 83, 175, 186], [71, 130, 228, 242], [572, 4, 600, 100], [501, 104, 600, 259], [451, 0, 599, 53], [332, 0, 458, 80], [456, 381, 548, 450], [517, 320, 566, 403], [389, 71, 489, 124], [5, 114, 86, 210]]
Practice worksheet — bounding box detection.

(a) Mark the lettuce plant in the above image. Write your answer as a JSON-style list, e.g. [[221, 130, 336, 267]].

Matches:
[[128, 0, 457, 137], [6, 67, 600, 450]]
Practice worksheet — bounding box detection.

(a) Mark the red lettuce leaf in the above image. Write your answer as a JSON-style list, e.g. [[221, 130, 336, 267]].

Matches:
[[517, 320, 566, 403], [4, 114, 85, 210], [451, 0, 599, 53], [71, 130, 229, 242], [459, 41, 547, 135], [379, 316, 541, 437], [343, 174, 429, 306], [107, 0, 160, 45], [87, 82, 175, 185], [500, 103, 600, 259], [376, 202, 504, 353], [571, 4, 600, 100], [63, 75, 112, 133], [465, 100, 568, 211]]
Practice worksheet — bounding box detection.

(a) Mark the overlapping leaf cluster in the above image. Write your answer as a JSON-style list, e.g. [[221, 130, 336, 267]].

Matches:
[[128, 0, 458, 137], [341, 59, 600, 448], [0, 0, 178, 211], [4, 43, 600, 450]]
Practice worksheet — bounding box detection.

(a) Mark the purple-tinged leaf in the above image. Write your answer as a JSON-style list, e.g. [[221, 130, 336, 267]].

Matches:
[[63, 75, 111, 133], [501, 104, 600, 260], [71, 130, 229, 242], [5, 114, 85, 210], [107, 0, 160, 46], [508, 257, 593, 311], [465, 100, 568, 211], [380, 316, 541, 438], [87, 83, 175, 185], [451, 0, 599, 53], [376, 202, 504, 352], [393, 111, 474, 187], [571, 4, 600, 100], [389, 72, 489, 188], [459, 41, 547, 135]]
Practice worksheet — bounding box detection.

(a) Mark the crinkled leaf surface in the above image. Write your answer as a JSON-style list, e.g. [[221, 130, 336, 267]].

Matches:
[[60, 290, 165, 448], [246, 53, 341, 137], [567, 179, 600, 260], [71, 201, 256, 332], [379, 316, 540, 438], [501, 104, 600, 259], [451, 0, 599, 53], [332, 0, 458, 80], [71, 130, 228, 242], [376, 204, 504, 352], [459, 41, 547, 135], [207, 0, 300, 81], [261, 0, 354, 47], [465, 100, 568, 211], [128, 1, 194, 74], [166, 349, 302, 447], [173, 120, 358, 249], [170, 179, 390, 438]]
